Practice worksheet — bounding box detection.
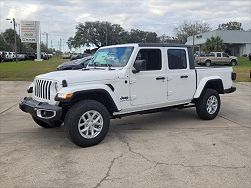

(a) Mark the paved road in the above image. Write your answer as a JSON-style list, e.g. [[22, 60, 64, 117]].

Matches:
[[0, 81, 251, 188]]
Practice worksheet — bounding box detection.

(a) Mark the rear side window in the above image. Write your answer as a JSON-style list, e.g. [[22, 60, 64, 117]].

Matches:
[[217, 53, 221, 57], [136, 49, 162, 71], [167, 49, 187, 69]]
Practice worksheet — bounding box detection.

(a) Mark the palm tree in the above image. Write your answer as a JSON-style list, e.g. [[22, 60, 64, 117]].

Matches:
[[204, 36, 224, 52]]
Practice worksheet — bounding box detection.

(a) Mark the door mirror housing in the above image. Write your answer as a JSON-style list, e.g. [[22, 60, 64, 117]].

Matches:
[[132, 60, 146, 73]]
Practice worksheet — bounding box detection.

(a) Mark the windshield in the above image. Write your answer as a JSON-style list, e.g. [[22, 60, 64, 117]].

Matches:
[[89, 47, 134, 67]]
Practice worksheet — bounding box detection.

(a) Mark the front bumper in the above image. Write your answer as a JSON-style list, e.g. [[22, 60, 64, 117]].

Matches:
[[19, 97, 62, 121], [224, 86, 236, 94]]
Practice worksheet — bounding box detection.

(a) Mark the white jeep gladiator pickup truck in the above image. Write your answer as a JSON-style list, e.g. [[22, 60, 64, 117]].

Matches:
[[20, 43, 236, 147]]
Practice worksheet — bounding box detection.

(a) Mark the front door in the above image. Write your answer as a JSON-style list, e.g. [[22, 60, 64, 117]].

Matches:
[[130, 48, 167, 106]]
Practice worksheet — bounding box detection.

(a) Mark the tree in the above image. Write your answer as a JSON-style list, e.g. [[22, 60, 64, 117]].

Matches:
[[174, 21, 212, 44], [70, 21, 128, 48], [0, 29, 29, 52], [0, 34, 11, 51], [0, 29, 21, 51], [127, 29, 159, 43], [204, 36, 224, 52], [69, 21, 160, 49], [158, 34, 179, 43], [218, 21, 243, 30]]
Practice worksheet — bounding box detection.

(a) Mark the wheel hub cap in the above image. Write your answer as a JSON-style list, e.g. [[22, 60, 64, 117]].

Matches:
[[78, 110, 103, 139], [206, 96, 218, 114]]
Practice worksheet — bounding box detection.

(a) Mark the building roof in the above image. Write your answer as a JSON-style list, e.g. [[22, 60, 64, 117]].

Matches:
[[186, 30, 251, 45]]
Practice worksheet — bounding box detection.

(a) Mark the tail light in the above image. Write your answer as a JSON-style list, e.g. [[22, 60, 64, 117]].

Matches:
[[231, 72, 236, 80]]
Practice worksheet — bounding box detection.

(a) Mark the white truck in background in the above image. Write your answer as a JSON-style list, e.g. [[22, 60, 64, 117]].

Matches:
[[20, 43, 236, 147]]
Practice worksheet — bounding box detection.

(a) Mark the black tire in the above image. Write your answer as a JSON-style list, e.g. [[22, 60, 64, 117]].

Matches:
[[32, 116, 62, 128], [205, 60, 211, 67], [230, 60, 237, 66], [195, 89, 221, 120], [64, 100, 110, 147]]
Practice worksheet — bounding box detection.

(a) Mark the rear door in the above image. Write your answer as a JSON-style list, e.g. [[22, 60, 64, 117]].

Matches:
[[222, 52, 230, 64], [216, 52, 222, 64], [166, 48, 196, 104]]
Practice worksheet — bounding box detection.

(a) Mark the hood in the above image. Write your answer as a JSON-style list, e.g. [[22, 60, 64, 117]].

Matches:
[[36, 69, 120, 84], [230, 56, 237, 59]]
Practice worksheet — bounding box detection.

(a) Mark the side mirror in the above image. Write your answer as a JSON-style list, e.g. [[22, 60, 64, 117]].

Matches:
[[132, 60, 146, 73]]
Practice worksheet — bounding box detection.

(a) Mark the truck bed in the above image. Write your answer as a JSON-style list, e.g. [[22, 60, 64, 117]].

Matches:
[[195, 66, 233, 90]]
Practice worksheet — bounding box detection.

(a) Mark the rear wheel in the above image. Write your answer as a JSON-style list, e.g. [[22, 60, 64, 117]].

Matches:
[[64, 100, 110, 147], [32, 116, 62, 128], [195, 89, 221, 120], [205, 60, 211, 67]]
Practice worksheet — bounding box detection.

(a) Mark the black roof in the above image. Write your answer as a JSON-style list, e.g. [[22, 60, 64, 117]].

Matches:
[[138, 43, 191, 48]]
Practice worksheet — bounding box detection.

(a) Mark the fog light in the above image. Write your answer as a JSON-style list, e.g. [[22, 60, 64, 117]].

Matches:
[[37, 109, 56, 119]]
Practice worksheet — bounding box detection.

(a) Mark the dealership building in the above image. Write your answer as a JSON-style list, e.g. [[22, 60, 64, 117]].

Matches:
[[186, 30, 251, 56]]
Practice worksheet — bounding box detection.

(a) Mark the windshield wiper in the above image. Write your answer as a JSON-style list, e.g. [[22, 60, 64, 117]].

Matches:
[[106, 63, 112, 70], [88, 62, 98, 68]]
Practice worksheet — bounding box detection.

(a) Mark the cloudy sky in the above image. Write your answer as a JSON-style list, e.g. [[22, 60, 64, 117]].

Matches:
[[0, 0, 250, 51]]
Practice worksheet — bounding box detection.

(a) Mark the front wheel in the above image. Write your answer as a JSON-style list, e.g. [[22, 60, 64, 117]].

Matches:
[[195, 89, 221, 120], [64, 100, 110, 147]]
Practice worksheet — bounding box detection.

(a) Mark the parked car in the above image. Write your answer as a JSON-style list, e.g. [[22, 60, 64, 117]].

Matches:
[[70, 53, 85, 60], [0, 51, 4, 62], [20, 43, 236, 147], [41, 52, 49, 60], [17, 53, 26, 61], [195, 52, 237, 66], [48, 53, 53, 58], [62, 53, 71, 59], [57, 56, 92, 70], [4, 52, 16, 61], [24, 53, 36, 60]]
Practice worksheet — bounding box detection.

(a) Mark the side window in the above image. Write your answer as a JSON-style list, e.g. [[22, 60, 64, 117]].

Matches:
[[167, 49, 187, 69], [217, 53, 221, 57], [136, 49, 162, 71], [222, 53, 228, 57]]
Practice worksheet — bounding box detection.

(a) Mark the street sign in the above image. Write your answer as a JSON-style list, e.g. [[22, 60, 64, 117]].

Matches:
[[20, 21, 38, 43], [21, 20, 42, 61]]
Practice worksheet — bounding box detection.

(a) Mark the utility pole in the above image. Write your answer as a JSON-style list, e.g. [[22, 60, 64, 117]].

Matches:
[[18, 23, 21, 52], [45, 33, 48, 48], [14, 19, 17, 63], [192, 22, 198, 54], [192, 23, 195, 53], [36, 21, 41, 61], [105, 22, 108, 46], [59, 38, 62, 52]]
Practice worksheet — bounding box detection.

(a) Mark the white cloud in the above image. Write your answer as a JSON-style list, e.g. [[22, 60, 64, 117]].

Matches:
[[0, 0, 250, 51]]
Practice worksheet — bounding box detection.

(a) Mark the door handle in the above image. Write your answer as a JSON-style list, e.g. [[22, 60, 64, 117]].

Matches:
[[180, 75, 188, 78], [156, 76, 166, 80]]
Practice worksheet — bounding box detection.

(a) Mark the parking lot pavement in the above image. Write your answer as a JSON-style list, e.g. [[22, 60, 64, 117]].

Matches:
[[0, 81, 251, 188]]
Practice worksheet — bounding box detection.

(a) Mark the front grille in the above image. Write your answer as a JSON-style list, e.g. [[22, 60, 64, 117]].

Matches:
[[34, 79, 53, 100]]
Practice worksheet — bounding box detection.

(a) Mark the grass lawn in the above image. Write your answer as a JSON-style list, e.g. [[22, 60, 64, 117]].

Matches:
[[0, 56, 64, 81], [233, 56, 251, 82], [0, 55, 250, 82]]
